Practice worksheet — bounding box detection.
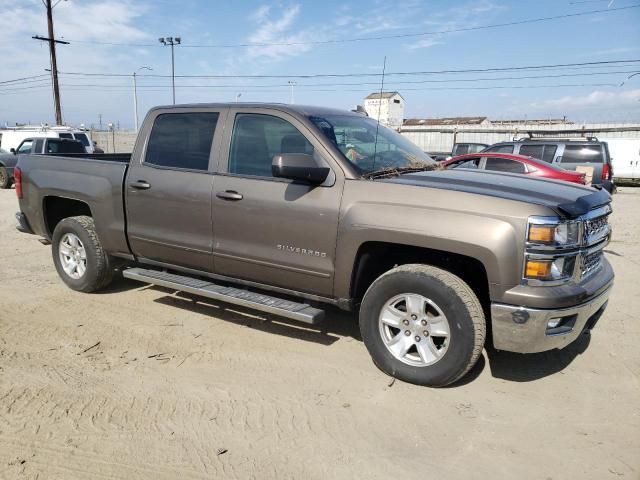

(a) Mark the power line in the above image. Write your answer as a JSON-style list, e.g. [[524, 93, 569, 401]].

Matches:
[[2, 68, 635, 92], [0, 74, 50, 85], [50, 59, 640, 80], [61, 4, 640, 48], [0, 82, 622, 95]]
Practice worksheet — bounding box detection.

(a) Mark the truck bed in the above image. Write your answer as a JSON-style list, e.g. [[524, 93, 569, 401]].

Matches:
[[16, 153, 132, 258]]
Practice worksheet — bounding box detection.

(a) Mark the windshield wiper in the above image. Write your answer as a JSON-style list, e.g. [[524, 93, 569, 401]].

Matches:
[[363, 164, 441, 180]]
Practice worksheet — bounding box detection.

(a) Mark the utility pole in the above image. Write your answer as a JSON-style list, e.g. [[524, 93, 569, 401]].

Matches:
[[159, 37, 181, 104], [133, 66, 152, 131], [32, 0, 68, 125]]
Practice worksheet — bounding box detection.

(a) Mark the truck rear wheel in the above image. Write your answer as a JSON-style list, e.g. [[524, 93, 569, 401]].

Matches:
[[359, 264, 485, 387], [51, 216, 113, 292]]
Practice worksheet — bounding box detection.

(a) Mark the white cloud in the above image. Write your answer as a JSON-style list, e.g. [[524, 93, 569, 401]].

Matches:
[[406, 39, 443, 50], [249, 5, 272, 23], [244, 4, 314, 61], [530, 89, 640, 111]]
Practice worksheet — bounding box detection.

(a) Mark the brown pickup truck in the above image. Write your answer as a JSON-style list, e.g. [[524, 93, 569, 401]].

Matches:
[[15, 103, 614, 386]]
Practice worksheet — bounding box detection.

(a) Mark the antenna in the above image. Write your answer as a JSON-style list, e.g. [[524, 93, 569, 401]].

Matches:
[[371, 56, 387, 172]]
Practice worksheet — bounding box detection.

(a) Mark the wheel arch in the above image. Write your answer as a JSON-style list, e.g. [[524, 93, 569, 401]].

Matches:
[[350, 241, 491, 314], [43, 196, 93, 237]]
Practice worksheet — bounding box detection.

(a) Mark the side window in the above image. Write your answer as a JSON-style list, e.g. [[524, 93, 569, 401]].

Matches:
[[145, 112, 219, 171], [228, 113, 314, 177], [542, 145, 557, 163], [17, 140, 33, 154], [485, 157, 526, 174], [485, 144, 514, 154], [450, 157, 480, 169], [453, 144, 469, 155], [34, 139, 44, 153], [519, 144, 544, 160], [58, 133, 73, 139], [560, 144, 604, 164]]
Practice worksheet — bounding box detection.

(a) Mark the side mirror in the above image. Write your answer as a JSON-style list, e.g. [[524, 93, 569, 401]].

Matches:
[[272, 153, 330, 184], [10, 148, 16, 154]]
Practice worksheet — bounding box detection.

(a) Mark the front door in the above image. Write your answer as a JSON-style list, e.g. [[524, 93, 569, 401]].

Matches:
[[212, 109, 343, 297], [125, 109, 224, 271]]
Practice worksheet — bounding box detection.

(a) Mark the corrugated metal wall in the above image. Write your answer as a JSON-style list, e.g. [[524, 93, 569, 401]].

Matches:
[[400, 123, 640, 153]]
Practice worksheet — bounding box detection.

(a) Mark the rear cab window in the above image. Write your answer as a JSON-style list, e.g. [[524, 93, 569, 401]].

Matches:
[[560, 144, 604, 164], [144, 112, 220, 171]]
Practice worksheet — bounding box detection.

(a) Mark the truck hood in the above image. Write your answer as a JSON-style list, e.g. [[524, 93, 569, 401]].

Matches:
[[382, 169, 610, 217]]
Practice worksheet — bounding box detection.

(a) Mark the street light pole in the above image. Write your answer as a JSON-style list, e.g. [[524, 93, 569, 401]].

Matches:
[[288, 80, 296, 104], [159, 36, 181, 104], [133, 66, 152, 131]]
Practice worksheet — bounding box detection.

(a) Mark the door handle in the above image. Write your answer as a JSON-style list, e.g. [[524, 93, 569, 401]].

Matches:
[[130, 180, 151, 190], [216, 190, 243, 201]]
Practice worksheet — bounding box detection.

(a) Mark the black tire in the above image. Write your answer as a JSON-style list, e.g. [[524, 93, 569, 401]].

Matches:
[[51, 215, 113, 292], [359, 264, 485, 387], [0, 167, 12, 189]]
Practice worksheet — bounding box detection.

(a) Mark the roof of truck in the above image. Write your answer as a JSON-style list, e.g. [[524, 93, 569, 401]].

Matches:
[[149, 103, 363, 118]]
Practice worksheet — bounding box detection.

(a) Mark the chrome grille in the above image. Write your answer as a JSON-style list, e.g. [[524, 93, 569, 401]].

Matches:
[[581, 250, 603, 278], [583, 213, 610, 246]]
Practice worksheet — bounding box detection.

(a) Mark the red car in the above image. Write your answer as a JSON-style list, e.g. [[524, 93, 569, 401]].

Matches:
[[443, 153, 586, 185]]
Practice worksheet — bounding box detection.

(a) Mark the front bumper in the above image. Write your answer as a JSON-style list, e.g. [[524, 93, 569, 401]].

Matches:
[[491, 283, 612, 353]]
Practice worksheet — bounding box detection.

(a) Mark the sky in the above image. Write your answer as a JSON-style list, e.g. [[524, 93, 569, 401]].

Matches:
[[1, 0, 639, 129]]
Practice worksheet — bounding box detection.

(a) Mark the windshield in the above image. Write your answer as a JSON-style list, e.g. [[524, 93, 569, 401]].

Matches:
[[309, 114, 434, 175]]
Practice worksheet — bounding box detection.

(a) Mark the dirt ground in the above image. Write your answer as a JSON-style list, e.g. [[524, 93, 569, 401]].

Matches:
[[0, 186, 639, 480]]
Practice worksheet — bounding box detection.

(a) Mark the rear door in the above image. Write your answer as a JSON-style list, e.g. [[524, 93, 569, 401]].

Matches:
[[556, 143, 605, 185], [211, 108, 343, 296], [125, 108, 226, 271]]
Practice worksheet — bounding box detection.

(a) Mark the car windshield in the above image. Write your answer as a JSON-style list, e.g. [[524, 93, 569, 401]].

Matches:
[[309, 114, 434, 175]]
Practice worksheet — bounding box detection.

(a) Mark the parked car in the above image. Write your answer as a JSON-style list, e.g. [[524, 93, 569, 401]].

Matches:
[[0, 127, 94, 154], [0, 137, 85, 188], [443, 153, 587, 185], [482, 138, 614, 192], [15, 103, 613, 387]]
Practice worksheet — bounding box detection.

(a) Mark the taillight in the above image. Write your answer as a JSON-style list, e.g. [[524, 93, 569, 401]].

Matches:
[[602, 163, 610, 180], [14, 167, 22, 199]]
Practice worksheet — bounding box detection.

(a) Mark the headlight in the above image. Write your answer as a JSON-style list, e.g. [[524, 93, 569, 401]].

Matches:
[[525, 255, 577, 281], [528, 218, 580, 247]]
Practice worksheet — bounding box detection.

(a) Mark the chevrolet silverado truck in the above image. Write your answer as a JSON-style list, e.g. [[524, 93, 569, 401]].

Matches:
[[14, 104, 614, 387]]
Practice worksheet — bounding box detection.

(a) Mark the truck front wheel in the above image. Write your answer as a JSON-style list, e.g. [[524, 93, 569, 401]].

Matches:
[[359, 264, 485, 387], [51, 216, 113, 292]]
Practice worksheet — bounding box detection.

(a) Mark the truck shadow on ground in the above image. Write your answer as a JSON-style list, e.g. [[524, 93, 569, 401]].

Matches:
[[151, 294, 362, 346], [98, 275, 591, 383], [484, 333, 591, 383]]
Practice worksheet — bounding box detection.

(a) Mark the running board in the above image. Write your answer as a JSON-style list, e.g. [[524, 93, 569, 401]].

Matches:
[[122, 267, 325, 325]]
